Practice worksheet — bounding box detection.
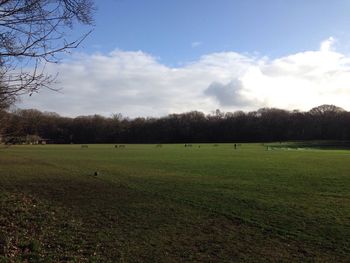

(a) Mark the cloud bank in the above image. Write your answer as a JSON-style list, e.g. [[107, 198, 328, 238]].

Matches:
[[19, 37, 350, 117]]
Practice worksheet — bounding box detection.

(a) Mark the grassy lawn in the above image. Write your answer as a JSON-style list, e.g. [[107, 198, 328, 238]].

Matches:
[[0, 143, 349, 262]]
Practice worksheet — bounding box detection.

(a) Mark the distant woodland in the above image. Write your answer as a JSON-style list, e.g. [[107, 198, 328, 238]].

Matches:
[[1, 104, 350, 144]]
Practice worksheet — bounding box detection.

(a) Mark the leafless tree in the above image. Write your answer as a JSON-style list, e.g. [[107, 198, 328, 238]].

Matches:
[[309, 104, 345, 116], [0, 0, 95, 109]]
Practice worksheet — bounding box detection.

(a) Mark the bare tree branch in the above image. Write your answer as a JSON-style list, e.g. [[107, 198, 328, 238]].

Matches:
[[0, 0, 95, 110]]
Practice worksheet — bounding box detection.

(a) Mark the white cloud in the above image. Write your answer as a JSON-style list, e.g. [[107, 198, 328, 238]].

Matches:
[[19, 37, 350, 117], [191, 41, 202, 48], [320, 37, 336, 52], [204, 80, 253, 107]]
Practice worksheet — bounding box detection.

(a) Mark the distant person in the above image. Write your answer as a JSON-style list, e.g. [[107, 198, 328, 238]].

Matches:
[[234, 144, 237, 149]]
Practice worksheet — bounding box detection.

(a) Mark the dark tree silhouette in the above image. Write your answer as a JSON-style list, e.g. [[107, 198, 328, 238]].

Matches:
[[3, 105, 350, 144]]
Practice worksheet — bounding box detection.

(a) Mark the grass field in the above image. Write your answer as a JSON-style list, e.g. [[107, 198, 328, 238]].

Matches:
[[0, 143, 349, 262]]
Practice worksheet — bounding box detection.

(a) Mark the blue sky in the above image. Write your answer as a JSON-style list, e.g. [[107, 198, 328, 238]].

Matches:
[[20, 0, 350, 117], [75, 0, 350, 64]]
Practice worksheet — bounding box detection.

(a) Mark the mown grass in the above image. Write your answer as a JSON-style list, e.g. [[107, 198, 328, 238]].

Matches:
[[0, 143, 349, 262]]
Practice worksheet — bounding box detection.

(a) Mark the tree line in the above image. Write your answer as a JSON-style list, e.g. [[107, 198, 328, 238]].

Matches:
[[1, 104, 350, 144]]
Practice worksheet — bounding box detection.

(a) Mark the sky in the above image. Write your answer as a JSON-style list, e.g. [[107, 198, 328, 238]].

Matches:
[[19, 0, 350, 117]]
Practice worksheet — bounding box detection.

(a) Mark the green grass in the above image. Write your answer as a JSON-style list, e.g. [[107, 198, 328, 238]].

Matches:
[[0, 143, 349, 262], [268, 140, 350, 150]]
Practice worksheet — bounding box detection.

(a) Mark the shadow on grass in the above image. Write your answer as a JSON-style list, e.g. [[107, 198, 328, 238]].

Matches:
[[1, 175, 348, 262]]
